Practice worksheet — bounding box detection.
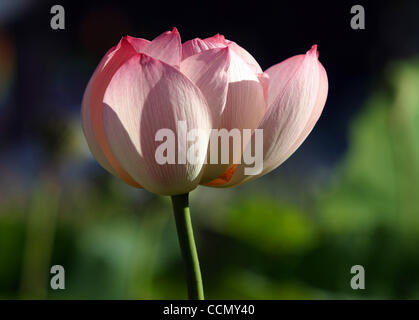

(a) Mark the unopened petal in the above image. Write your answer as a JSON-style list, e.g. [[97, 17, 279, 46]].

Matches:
[[180, 47, 230, 126], [182, 38, 211, 60], [227, 41, 263, 74], [209, 45, 328, 188], [260, 45, 326, 173], [200, 49, 266, 183], [81, 37, 142, 187], [221, 49, 266, 132], [282, 57, 328, 162], [102, 53, 212, 195], [125, 36, 150, 52], [142, 27, 182, 67], [182, 34, 262, 74], [257, 72, 270, 105]]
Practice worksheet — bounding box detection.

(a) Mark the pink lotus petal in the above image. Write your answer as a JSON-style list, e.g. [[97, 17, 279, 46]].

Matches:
[[182, 34, 262, 74], [227, 41, 263, 74], [205, 34, 262, 73], [282, 48, 328, 162], [257, 72, 270, 104], [180, 47, 230, 126], [142, 27, 182, 67], [210, 45, 328, 188], [182, 38, 211, 61], [102, 53, 212, 195], [81, 37, 142, 187], [220, 48, 266, 133], [198, 49, 266, 184], [181, 35, 226, 60], [260, 45, 327, 173], [203, 34, 230, 47], [125, 36, 150, 52]]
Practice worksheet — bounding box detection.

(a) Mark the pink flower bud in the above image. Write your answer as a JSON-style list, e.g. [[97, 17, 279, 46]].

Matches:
[[82, 29, 328, 194]]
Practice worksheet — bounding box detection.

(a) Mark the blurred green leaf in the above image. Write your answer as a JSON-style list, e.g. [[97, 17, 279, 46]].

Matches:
[[208, 197, 317, 255], [318, 59, 419, 233]]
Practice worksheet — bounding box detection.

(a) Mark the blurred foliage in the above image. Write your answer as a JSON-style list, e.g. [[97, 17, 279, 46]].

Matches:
[[316, 58, 419, 298], [1, 58, 419, 299], [319, 60, 419, 233]]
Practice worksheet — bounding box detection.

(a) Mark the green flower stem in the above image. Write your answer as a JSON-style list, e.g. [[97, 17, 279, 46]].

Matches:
[[171, 193, 204, 300]]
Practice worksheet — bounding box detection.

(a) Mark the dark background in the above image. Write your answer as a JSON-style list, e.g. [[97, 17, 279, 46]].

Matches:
[[5, 0, 417, 159], [1, 0, 419, 299]]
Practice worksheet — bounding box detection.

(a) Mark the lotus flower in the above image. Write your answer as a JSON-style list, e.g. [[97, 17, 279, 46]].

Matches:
[[82, 28, 328, 196]]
